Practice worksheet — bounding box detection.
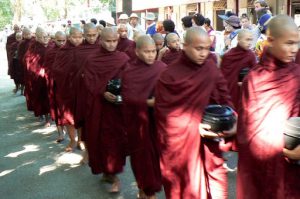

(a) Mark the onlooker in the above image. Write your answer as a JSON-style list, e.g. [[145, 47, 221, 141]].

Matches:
[[222, 16, 241, 52], [181, 16, 193, 30], [99, 20, 106, 27], [118, 14, 134, 40], [90, 18, 97, 25], [204, 18, 216, 51], [192, 13, 205, 28], [145, 12, 157, 36], [240, 14, 255, 30], [129, 13, 145, 34]]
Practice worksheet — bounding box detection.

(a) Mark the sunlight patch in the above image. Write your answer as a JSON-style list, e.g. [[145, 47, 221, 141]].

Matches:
[[39, 164, 57, 175], [32, 126, 56, 135], [0, 169, 15, 177], [5, 145, 40, 158]]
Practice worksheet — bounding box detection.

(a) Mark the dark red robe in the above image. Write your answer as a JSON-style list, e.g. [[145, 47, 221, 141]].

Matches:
[[6, 32, 17, 76], [8, 41, 21, 84], [295, 49, 300, 65], [155, 51, 233, 199], [220, 45, 256, 110], [24, 40, 50, 117], [161, 48, 182, 65], [237, 49, 300, 199], [116, 37, 136, 59], [82, 47, 129, 175], [122, 58, 166, 195], [52, 41, 81, 126], [44, 44, 60, 123]]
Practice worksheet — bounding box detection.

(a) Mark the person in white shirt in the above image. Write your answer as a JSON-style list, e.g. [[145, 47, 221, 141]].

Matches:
[[129, 13, 145, 34], [118, 13, 134, 40]]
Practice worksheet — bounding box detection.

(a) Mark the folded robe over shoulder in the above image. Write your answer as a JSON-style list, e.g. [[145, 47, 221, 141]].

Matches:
[[24, 40, 50, 117], [6, 33, 17, 76], [155, 51, 233, 199], [220, 45, 256, 110], [161, 48, 182, 65], [122, 58, 166, 195], [237, 49, 300, 199], [117, 37, 136, 59], [82, 47, 129, 174]]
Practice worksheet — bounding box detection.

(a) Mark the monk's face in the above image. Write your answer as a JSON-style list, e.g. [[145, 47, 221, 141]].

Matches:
[[268, 29, 300, 63], [69, 32, 83, 47], [16, 35, 22, 42], [240, 18, 250, 29], [238, 33, 253, 50], [118, 27, 128, 39], [167, 36, 181, 50], [154, 40, 164, 51], [183, 35, 211, 65], [23, 32, 32, 40], [55, 35, 66, 47], [36, 32, 50, 46], [101, 33, 119, 52], [84, 28, 98, 44], [136, 44, 157, 65]]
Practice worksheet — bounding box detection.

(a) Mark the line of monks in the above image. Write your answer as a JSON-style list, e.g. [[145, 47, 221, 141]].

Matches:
[[5, 14, 300, 199]]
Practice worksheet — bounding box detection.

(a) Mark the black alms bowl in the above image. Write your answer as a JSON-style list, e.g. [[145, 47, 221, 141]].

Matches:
[[284, 117, 300, 150], [107, 79, 121, 96], [202, 105, 236, 133], [239, 67, 250, 82]]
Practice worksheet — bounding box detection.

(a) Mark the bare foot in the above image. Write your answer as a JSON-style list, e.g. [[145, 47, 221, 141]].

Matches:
[[44, 122, 51, 127], [65, 141, 77, 152], [56, 136, 64, 143], [108, 179, 120, 193], [146, 195, 157, 199], [137, 190, 147, 199], [77, 141, 86, 151], [80, 151, 89, 164]]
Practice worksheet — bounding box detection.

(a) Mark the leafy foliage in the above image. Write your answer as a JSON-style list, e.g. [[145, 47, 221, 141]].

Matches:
[[0, 0, 13, 29]]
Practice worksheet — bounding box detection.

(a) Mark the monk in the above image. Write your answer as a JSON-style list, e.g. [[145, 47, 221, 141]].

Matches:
[[9, 32, 23, 94], [237, 15, 300, 199], [155, 27, 235, 199], [220, 29, 256, 110], [82, 27, 129, 192], [116, 24, 136, 59], [44, 31, 67, 142], [52, 27, 83, 152], [24, 27, 51, 125], [152, 33, 164, 58], [157, 33, 182, 65], [6, 24, 20, 77], [122, 35, 166, 199]]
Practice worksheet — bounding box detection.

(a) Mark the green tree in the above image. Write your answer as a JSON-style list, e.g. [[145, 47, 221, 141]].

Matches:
[[0, 0, 13, 29]]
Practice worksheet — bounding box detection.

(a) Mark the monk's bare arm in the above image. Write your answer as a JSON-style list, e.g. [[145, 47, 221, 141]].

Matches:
[[104, 92, 117, 103], [283, 145, 300, 160], [146, 97, 155, 107]]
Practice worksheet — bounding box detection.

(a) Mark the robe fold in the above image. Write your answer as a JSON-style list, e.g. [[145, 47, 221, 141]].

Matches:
[[6, 32, 17, 76], [8, 41, 22, 84], [161, 48, 182, 65], [116, 37, 136, 59], [44, 44, 60, 123], [24, 41, 50, 116], [155, 51, 233, 199], [52, 41, 80, 126], [237, 49, 300, 199], [122, 58, 166, 195], [220, 45, 256, 110], [82, 47, 129, 174]]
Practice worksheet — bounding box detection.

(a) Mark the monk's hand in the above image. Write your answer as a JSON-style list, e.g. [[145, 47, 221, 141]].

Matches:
[[238, 82, 243, 87], [157, 47, 169, 60], [104, 92, 117, 103], [147, 97, 155, 107], [283, 145, 300, 160], [219, 122, 237, 138], [199, 123, 220, 139]]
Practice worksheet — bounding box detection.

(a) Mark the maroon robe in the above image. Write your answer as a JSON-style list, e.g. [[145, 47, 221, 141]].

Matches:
[[295, 50, 300, 65], [116, 37, 136, 59], [44, 44, 60, 123], [220, 45, 256, 110], [161, 48, 182, 65], [122, 58, 166, 195], [82, 47, 129, 174], [24, 41, 50, 117], [237, 49, 300, 199], [6, 32, 17, 76], [52, 41, 81, 126], [8, 41, 21, 84], [155, 51, 233, 199], [18, 38, 34, 107]]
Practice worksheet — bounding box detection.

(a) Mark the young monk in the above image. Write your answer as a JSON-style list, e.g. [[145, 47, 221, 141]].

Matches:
[[44, 31, 67, 142], [237, 15, 300, 199], [220, 29, 256, 110], [82, 27, 129, 193], [6, 24, 20, 77], [18, 28, 33, 97], [116, 23, 136, 59], [157, 33, 181, 65], [155, 27, 235, 199], [122, 35, 166, 199], [24, 27, 51, 125], [152, 33, 164, 59], [52, 27, 83, 152]]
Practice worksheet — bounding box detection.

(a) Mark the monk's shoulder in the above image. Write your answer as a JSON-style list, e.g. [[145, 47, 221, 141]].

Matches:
[[115, 51, 130, 62]]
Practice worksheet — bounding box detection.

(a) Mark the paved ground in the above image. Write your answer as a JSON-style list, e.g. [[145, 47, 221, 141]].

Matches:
[[0, 43, 237, 199]]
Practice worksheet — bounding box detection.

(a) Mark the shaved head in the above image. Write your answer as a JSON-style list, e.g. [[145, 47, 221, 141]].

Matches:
[[136, 35, 155, 49], [268, 15, 298, 38], [22, 27, 32, 39], [101, 27, 119, 39], [184, 26, 209, 44], [117, 23, 127, 30], [69, 27, 83, 36], [238, 29, 253, 40], [166, 33, 179, 43], [16, 32, 22, 41], [238, 29, 253, 50], [35, 27, 49, 46], [166, 33, 180, 50], [54, 31, 66, 47], [84, 23, 97, 33], [101, 27, 119, 51], [152, 33, 164, 42]]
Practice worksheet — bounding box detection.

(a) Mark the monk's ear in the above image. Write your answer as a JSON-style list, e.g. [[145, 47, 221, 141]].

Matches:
[[135, 48, 139, 57], [267, 35, 275, 47]]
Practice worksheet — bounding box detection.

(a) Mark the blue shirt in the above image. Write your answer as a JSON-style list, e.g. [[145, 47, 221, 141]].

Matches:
[[146, 23, 156, 36]]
